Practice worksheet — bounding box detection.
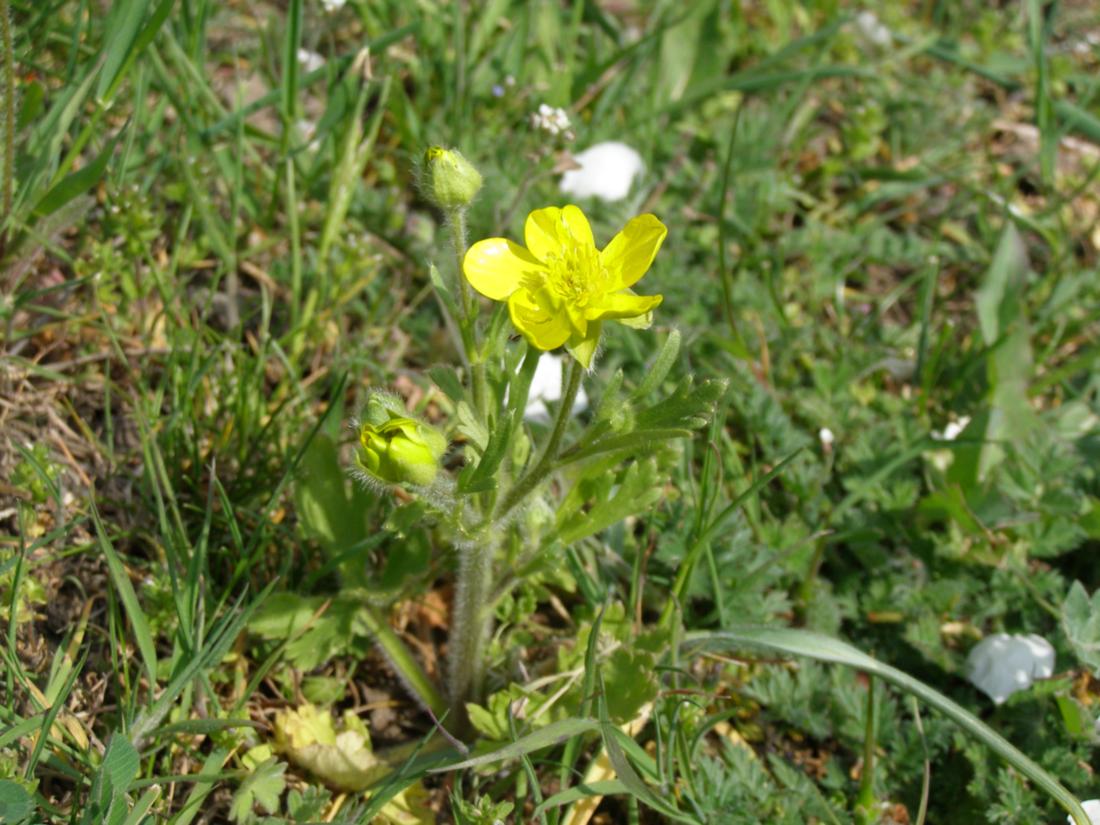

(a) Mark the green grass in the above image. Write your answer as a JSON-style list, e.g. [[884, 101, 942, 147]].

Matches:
[[2, 1, 1100, 823]]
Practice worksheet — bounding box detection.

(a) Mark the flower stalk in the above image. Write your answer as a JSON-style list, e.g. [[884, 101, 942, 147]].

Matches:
[[493, 357, 581, 523], [447, 530, 497, 729], [445, 206, 489, 420], [1, 0, 14, 238]]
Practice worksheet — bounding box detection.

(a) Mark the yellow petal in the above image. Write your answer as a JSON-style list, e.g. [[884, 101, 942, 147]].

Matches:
[[584, 290, 662, 322], [566, 323, 602, 369], [600, 214, 667, 289], [524, 205, 595, 260], [508, 289, 571, 351], [560, 204, 595, 250], [463, 238, 542, 300], [524, 207, 565, 261]]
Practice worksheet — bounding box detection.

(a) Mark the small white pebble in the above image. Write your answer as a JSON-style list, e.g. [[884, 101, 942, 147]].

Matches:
[[966, 633, 1055, 705], [559, 141, 645, 202], [521, 353, 588, 423]]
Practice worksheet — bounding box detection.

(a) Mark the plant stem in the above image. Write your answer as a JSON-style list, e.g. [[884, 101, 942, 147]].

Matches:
[[447, 530, 497, 730], [1, 0, 14, 237], [447, 206, 489, 419], [494, 357, 581, 523], [855, 674, 876, 824], [448, 207, 471, 319]]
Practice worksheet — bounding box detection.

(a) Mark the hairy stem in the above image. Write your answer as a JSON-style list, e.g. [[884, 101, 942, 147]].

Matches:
[[447, 531, 497, 731], [1, 0, 14, 234], [448, 207, 471, 319], [447, 206, 488, 419]]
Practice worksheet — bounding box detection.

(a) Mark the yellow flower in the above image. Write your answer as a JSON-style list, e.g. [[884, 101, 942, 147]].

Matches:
[[463, 205, 666, 368]]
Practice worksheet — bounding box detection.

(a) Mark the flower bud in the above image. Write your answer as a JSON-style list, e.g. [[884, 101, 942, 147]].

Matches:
[[356, 415, 447, 486], [423, 146, 482, 209]]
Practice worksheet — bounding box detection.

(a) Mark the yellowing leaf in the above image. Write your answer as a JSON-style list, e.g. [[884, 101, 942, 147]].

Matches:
[[271, 704, 436, 824]]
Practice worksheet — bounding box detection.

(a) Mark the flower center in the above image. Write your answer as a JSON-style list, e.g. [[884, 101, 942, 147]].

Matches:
[[543, 242, 604, 305]]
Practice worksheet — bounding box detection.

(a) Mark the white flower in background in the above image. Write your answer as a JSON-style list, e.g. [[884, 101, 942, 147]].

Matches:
[[931, 415, 970, 441], [818, 427, 835, 450], [854, 10, 892, 48], [297, 48, 325, 73], [1068, 799, 1100, 825], [530, 103, 572, 137], [524, 353, 588, 424], [559, 141, 645, 202], [321, 0, 346, 12], [966, 633, 1055, 705]]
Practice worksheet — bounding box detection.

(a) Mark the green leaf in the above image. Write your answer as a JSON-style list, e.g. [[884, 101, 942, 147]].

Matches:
[[428, 263, 462, 325], [455, 401, 488, 452], [34, 129, 124, 217], [599, 722, 697, 823], [293, 433, 369, 554], [429, 365, 466, 403], [1062, 581, 1100, 675], [533, 780, 628, 817], [0, 780, 33, 825], [81, 734, 140, 825], [460, 410, 516, 494], [250, 594, 357, 671], [121, 786, 162, 825], [685, 626, 1092, 825], [602, 648, 659, 724], [428, 718, 600, 772], [633, 376, 727, 431], [229, 757, 286, 822], [17, 81, 45, 131], [93, 506, 158, 689], [656, 2, 711, 105], [634, 328, 681, 398], [1055, 694, 1091, 739], [976, 210, 1029, 347], [249, 592, 325, 639], [969, 223, 1037, 479], [96, 0, 149, 100], [97, 0, 174, 102], [556, 457, 664, 545], [103, 735, 140, 792], [562, 428, 692, 465]]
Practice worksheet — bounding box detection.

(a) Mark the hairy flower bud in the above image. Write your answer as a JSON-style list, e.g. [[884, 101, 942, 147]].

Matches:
[[355, 394, 447, 486], [423, 146, 482, 209]]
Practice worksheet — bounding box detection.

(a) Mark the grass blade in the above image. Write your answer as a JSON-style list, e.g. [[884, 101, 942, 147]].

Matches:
[[93, 504, 158, 690]]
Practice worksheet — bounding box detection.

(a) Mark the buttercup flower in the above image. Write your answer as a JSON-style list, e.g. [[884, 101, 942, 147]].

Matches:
[[463, 205, 666, 368]]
